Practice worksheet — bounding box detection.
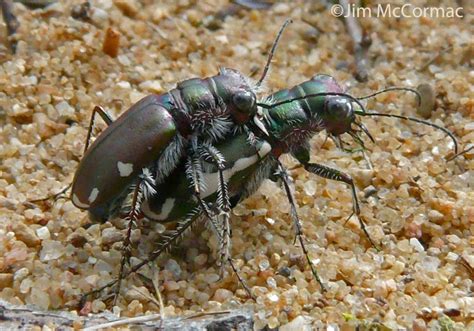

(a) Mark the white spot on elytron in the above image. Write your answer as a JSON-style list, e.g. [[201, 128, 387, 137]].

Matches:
[[201, 141, 272, 198], [142, 198, 175, 221], [72, 194, 89, 209], [88, 188, 99, 204], [117, 161, 134, 177]]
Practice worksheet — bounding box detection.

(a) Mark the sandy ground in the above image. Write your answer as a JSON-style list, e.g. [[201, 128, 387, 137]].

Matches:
[[0, 0, 473, 329]]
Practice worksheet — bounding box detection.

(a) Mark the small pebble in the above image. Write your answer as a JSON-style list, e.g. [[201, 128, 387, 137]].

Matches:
[[101, 227, 123, 245], [13, 222, 40, 247], [36, 226, 51, 240], [114, 0, 139, 17], [39, 241, 65, 261], [409, 238, 425, 252], [0, 274, 13, 289], [213, 288, 233, 303], [280, 315, 312, 331], [164, 259, 182, 279], [417, 84, 436, 118], [13, 268, 29, 282], [103, 27, 120, 58]]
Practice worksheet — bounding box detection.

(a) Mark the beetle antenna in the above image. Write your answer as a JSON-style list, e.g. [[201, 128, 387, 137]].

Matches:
[[357, 87, 422, 107], [256, 18, 293, 89], [355, 111, 458, 154]]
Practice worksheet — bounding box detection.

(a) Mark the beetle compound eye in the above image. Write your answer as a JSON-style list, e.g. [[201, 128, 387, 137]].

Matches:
[[233, 91, 256, 112], [327, 98, 353, 118]]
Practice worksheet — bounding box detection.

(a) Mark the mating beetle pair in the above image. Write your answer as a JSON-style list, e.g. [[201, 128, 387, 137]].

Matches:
[[70, 21, 458, 301]]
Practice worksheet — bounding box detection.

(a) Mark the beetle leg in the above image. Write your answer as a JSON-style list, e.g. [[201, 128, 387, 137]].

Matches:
[[114, 169, 157, 305], [199, 144, 232, 278], [274, 160, 326, 291], [185, 152, 214, 217], [228, 258, 254, 300], [302, 162, 379, 249], [185, 150, 230, 269], [84, 106, 114, 153], [79, 210, 202, 308], [29, 183, 71, 203]]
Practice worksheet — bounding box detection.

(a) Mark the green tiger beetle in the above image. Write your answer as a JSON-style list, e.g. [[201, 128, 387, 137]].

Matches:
[[79, 69, 458, 304]]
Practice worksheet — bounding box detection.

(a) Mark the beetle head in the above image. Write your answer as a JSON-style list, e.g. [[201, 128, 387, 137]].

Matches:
[[217, 68, 258, 124], [323, 97, 355, 136]]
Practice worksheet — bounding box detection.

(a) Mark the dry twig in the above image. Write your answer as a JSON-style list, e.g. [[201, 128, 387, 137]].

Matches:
[[339, 0, 371, 82], [1, 0, 19, 52]]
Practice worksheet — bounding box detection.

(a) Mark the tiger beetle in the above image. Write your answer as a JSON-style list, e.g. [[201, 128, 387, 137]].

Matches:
[[66, 20, 460, 305], [70, 20, 292, 223]]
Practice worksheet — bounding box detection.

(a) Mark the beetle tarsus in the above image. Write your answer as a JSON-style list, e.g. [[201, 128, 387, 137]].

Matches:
[[303, 162, 381, 250], [30, 183, 72, 203], [228, 258, 254, 300]]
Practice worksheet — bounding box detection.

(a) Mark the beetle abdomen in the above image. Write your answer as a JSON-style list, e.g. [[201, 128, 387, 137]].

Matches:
[[71, 94, 176, 211]]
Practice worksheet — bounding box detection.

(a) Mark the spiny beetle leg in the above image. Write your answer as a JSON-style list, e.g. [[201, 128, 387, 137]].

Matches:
[[447, 145, 474, 161], [303, 162, 380, 250], [186, 138, 232, 274], [114, 169, 157, 305], [199, 144, 232, 277], [187, 143, 249, 294], [275, 161, 326, 292], [113, 181, 142, 306], [79, 211, 201, 308]]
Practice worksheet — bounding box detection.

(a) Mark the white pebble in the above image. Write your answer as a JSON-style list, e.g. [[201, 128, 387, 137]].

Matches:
[[213, 288, 232, 302], [267, 292, 279, 302], [139, 80, 163, 93], [55, 100, 74, 115], [409, 238, 424, 252], [117, 81, 131, 89], [117, 55, 131, 66], [36, 226, 51, 240], [446, 252, 459, 262], [90, 7, 109, 26], [39, 241, 65, 261], [258, 259, 270, 271], [165, 259, 182, 278], [280, 315, 312, 331], [446, 234, 461, 244], [14, 267, 29, 281], [206, 273, 220, 284], [465, 122, 474, 131]]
